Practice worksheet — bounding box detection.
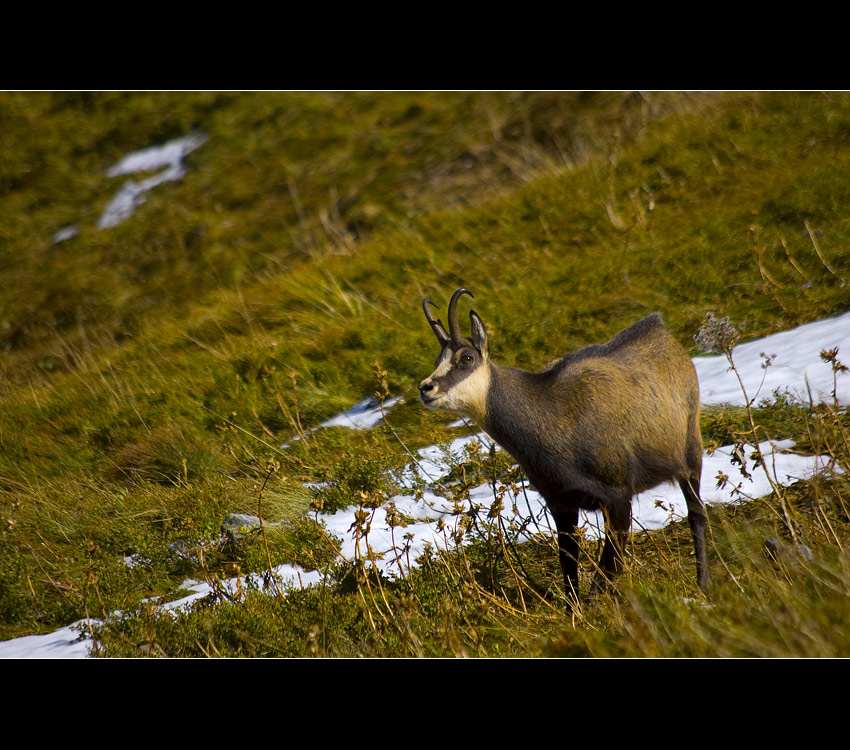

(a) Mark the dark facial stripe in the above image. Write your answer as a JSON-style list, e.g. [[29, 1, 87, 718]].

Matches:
[[429, 346, 481, 392]]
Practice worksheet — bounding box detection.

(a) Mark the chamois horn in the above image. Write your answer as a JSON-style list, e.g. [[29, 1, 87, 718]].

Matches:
[[422, 298, 450, 345], [447, 288, 474, 345]]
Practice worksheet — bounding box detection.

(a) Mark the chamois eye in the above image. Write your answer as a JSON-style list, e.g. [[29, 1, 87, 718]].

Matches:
[[461, 354, 474, 365]]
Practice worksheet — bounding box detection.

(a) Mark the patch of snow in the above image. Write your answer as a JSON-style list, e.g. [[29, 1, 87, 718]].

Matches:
[[314, 436, 837, 580], [694, 310, 850, 406], [282, 396, 399, 448], [319, 396, 399, 429], [52, 225, 79, 243], [0, 621, 94, 659], [97, 133, 207, 229], [628, 439, 836, 534], [396, 432, 496, 488], [105, 134, 207, 178], [158, 565, 326, 615]]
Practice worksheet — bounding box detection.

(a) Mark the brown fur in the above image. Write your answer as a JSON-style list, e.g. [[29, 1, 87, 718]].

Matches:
[[420, 298, 711, 606]]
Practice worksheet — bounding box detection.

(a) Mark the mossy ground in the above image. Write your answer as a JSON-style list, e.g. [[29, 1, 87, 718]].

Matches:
[[2, 91, 850, 655]]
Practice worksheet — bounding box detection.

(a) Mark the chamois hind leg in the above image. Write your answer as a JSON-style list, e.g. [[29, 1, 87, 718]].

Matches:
[[551, 507, 580, 608], [680, 476, 711, 593], [591, 499, 631, 595]]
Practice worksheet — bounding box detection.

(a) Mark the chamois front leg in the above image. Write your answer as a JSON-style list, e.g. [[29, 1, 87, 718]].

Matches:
[[551, 507, 580, 607], [590, 500, 631, 596]]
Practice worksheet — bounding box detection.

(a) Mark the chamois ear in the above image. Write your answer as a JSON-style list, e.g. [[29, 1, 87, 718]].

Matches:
[[469, 310, 488, 357]]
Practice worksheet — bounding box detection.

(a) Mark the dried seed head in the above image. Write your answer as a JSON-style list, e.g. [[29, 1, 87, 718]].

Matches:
[[694, 312, 740, 355], [820, 347, 849, 374]]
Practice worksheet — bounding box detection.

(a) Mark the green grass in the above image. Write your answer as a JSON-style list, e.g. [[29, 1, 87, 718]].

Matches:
[[2, 91, 850, 655]]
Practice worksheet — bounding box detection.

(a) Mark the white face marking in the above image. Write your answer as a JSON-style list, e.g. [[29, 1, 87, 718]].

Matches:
[[431, 348, 453, 378], [420, 347, 490, 425], [438, 363, 490, 423]]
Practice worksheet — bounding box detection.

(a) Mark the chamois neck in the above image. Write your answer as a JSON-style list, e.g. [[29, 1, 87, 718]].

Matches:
[[483, 363, 546, 438]]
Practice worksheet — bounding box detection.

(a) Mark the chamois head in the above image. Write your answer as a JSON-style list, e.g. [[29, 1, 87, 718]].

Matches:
[[418, 288, 490, 421]]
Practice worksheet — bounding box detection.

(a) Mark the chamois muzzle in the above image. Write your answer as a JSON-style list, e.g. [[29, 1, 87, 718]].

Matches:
[[418, 380, 437, 400]]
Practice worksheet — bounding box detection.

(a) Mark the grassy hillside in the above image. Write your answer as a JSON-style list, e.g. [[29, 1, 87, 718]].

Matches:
[[2, 91, 850, 656]]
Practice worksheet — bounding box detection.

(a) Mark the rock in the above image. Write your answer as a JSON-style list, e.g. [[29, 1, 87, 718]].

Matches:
[[763, 537, 814, 565], [220, 513, 262, 542]]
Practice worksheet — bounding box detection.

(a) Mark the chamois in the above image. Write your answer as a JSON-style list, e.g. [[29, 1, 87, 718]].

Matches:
[[419, 288, 710, 604]]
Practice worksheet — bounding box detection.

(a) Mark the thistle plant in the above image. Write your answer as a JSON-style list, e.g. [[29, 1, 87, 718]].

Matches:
[[819, 347, 849, 409], [695, 313, 798, 540], [693, 312, 740, 357]]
